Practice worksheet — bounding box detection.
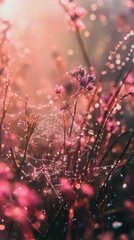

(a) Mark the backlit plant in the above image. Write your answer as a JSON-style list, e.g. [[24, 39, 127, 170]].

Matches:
[[0, 1, 134, 240]]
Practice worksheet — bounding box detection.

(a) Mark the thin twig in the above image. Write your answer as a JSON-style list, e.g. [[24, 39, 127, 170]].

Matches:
[[82, 64, 133, 179], [69, 92, 79, 137], [59, 0, 92, 72], [95, 131, 134, 211], [75, 30, 92, 71], [10, 147, 18, 171]]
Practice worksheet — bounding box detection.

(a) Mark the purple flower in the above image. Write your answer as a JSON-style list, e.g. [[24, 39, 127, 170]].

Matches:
[[86, 83, 94, 91], [67, 66, 96, 91], [80, 76, 88, 87], [80, 74, 96, 90], [67, 65, 86, 80]]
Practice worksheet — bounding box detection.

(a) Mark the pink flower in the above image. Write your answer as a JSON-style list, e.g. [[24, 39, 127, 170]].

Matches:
[[127, 0, 134, 11], [13, 183, 40, 208], [67, 65, 86, 80], [125, 72, 134, 93], [75, 7, 87, 18], [4, 133, 16, 149], [0, 162, 13, 179], [65, 2, 87, 31], [124, 200, 134, 212], [99, 232, 113, 240], [0, 179, 11, 202], [4, 206, 26, 223], [81, 184, 94, 197], [59, 178, 72, 192], [126, 72, 134, 84], [75, 115, 84, 125], [107, 118, 119, 133], [67, 16, 85, 32], [80, 137, 86, 148], [74, 19, 86, 30], [66, 138, 75, 148], [67, 2, 76, 9], [55, 84, 65, 94]]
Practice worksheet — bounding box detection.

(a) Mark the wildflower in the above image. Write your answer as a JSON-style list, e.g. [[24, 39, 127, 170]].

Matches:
[[66, 138, 75, 148], [81, 184, 94, 197], [102, 94, 112, 104], [99, 232, 114, 240], [86, 83, 94, 91], [59, 178, 72, 193], [68, 66, 95, 91], [13, 183, 40, 208], [67, 65, 86, 80], [79, 76, 88, 87], [80, 74, 95, 90], [55, 84, 65, 94], [75, 7, 87, 19], [75, 115, 84, 125], [0, 179, 11, 202], [125, 71, 134, 93], [107, 117, 119, 133], [124, 200, 134, 212], [65, 2, 87, 31], [0, 162, 13, 179], [127, 0, 134, 12], [67, 17, 85, 31], [4, 205, 26, 223], [80, 137, 86, 148], [59, 178, 75, 199], [4, 133, 16, 149]]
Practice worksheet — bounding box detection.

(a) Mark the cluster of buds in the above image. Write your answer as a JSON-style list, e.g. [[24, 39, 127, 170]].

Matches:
[[55, 84, 65, 94], [59, 177, 94, 200], [61, 0, 87, 31], [67, 65, 96, 91]]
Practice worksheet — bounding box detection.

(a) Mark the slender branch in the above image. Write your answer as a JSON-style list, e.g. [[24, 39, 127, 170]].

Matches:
[[16, 117, 38, 179], [16, 136, 29, 178], [82, 64, 133, 179], [97, 152, 134, 225], [59, 0, 92, 72], [95, 131, 134, 210], [10, 147, 18, 171], [75, 30, 92, 71], [69, 93, 79, 137], [0, 82, 10, 157], [97, 131, 130, 167]]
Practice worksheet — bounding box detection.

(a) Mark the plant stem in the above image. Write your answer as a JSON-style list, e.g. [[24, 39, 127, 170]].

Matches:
[[82, 65, 132, 179], [75, 30, 92, 71], [59, 0, 92, 72], [0, 82, 10, 158], [69, 92, 79, 137], [95, 131, 134, 210]]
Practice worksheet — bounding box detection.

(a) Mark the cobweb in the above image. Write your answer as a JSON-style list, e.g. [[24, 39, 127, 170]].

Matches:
[[4, 99, 70, 187], [32, 103, 64, 143]]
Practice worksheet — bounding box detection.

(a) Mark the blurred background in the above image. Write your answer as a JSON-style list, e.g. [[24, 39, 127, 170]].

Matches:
[[0, 0, 133, 103]]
